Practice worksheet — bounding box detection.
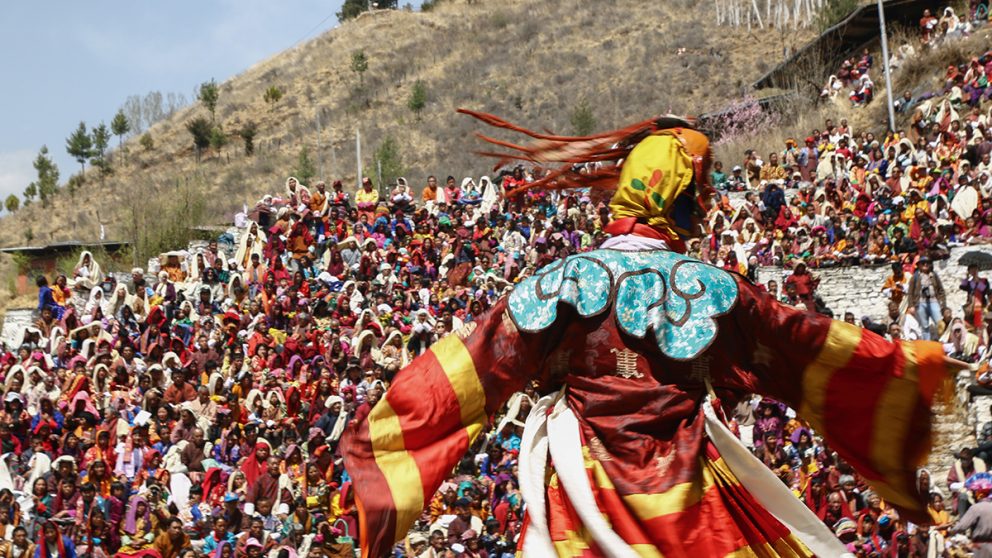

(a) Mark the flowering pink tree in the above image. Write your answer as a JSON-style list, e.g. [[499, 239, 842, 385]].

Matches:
[[712, 95, 781, 147]]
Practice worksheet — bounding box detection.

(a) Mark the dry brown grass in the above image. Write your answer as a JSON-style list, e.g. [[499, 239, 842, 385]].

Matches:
[[0, 0, 814, 247]]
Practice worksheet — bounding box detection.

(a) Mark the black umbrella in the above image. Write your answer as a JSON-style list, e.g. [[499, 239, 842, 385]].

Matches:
[[958, 251, 992, 270]]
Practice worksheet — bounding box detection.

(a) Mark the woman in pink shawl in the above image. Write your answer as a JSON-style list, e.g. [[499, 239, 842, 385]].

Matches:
[[116, 495, 158, 557], [68, 391, 99, 430], [286, 355, 305, 383], [976, 210, 992, 240]]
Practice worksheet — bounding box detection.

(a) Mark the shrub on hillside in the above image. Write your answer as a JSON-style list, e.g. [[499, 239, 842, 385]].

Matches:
[[420, 0, 442, 12], [570, 99, 597, 136], [351, 51, 369, 86], [368, 136, 406, 189], [296, 146, 317, 185], [408, 81, 427, 120], [264, 86, 284, 108], [209, 126, 228, 154]]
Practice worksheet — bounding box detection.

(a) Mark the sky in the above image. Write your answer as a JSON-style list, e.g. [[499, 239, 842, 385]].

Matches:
[[0, 1, 419, 206]]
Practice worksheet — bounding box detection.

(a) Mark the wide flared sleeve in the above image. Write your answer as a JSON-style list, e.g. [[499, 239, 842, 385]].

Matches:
[[730, 275, 949, 524], [340, 299, 554, 558]]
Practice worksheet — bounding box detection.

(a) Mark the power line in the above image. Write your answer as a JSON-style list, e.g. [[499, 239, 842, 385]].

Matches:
[[289, 10, 338, 49]]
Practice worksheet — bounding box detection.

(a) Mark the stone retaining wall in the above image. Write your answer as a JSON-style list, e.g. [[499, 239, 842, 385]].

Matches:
[[756, 245, 992, 322], [0, 309, 34, 348]]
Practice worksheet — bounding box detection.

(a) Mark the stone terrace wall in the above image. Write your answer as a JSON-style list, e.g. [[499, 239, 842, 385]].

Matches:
[[756, 245, 992, 322]]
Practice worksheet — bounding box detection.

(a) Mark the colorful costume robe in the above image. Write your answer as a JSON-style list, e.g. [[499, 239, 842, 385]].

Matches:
[[342, 244, 947, 557]]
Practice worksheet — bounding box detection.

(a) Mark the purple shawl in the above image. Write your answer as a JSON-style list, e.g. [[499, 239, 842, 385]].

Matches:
[[123, 495, 149, 535]]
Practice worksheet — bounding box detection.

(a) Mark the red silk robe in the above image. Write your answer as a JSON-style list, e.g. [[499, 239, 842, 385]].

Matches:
[[342, 258, 946, 557]]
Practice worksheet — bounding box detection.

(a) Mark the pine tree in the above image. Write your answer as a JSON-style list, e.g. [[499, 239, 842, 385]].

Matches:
[[338, 0, 367, 21], [199, 79, 220, 122], [209, 126, 228, 155], [408, 80, 427, 121], [33, 146, 60, 207], [92, 123, 110, 159], [111, 110, 130, 145], [65, 122, 93, 177], [186, 117, 212, 161], [239, 121, 258, 156], [22, 183, 36, 205], [338, 0, 397, 20], [296, 146, 317, 185], [89, 123, 111, 186], [140, 133, 154, 151], [369, 136, 405, 189], [4, 195, 18, 213], [351, 51, 368, 86], [263, 86, 283, 108], [570, 99, 597, 136], [111, 109, 131, 155]]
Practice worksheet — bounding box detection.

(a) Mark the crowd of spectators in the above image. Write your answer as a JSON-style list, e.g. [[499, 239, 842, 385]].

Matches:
[[705, 88, 992, 276], [7, 165, 991, 558], [5, 5, 992, 558]]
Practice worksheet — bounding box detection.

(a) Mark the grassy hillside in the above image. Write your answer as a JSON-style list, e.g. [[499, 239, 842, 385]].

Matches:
[[0, 0, 814, 253]]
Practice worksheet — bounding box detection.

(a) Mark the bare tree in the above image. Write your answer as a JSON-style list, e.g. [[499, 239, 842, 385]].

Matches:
[[122, 95, 144, 135], [142, 91, 165, 128], [166, 92, 188, 117]]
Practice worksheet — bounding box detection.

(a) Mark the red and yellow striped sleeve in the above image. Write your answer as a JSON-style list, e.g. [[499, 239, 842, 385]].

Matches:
[[797, 320, 947, 519], [341, 299, 550, 557], [737, 277, 950, 524]]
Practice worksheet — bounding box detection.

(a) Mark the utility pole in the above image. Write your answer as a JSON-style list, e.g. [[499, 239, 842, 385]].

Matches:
[[330, 126, 338, 174], [377, 159, 383, 198], [315, 111, 324, 179], [356, 129, 362, 190], [878, 0, 896, 131]]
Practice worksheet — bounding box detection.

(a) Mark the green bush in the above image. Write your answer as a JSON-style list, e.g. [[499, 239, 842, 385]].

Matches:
[[263, 85, 283, 107], [570, 99, 597, 136]]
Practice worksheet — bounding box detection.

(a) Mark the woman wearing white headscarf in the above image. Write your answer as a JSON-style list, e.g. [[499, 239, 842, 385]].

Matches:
[[377, 330, 410, 370], [104, 284, 130, 319], [323, 395, 349, 442], [390, 178, 413, 207], [70, 251, 103, 291], [187, 252, 207, 284], [90, 363, 112, 412], [83, 287, 104, 318], [285, 176, 310, 210], [25, 452, 51, 498], [820, 75, 841, 98], [480, 176, 500, 214], [244, 389, 265, 420], [235, 221, 266, 270], [207, 372, 226, 399], [153, 271, 175, 307], [3, 367, 27, 402], [939, 6, 962, 36]]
